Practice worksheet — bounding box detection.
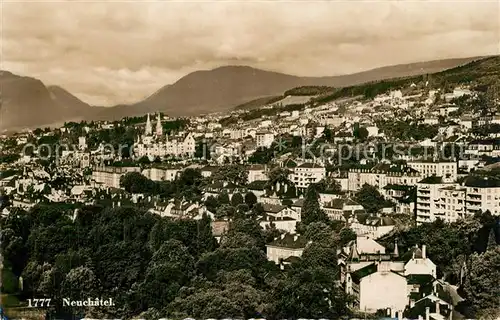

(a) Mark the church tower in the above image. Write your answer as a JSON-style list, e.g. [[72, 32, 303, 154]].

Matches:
[[145, 114, 152, 136], [155, 113, 163, 136]]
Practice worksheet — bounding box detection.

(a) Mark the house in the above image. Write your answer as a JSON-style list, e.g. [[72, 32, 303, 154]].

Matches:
[[246, 180, 267, 200], [466, 139, 500, 157], [341, 238, 442, 317], [348, 164, 420, 192], [346, 262, 407, 317], [350, 216, 396, 239], [201, 165, 218, 178], [261, 203, 300, 221], [403, 245, 437, 278], [247, 164, 268, 183], [322, 198, 364, 221], [291, 198, 304, 216], [266, 233, 309, 265], [259, 215, 297, 234]]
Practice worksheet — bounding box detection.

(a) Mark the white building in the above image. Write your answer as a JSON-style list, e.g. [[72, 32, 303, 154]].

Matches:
[[464, 176, 500, 216], [416, 176, 458, 224], [292, 163, 326, 191], [142, 167, 181, 182], [348, 164, 421, 192], [352, 265, 407, 317], [408, 161, 457, 183], [266, 233, 308, 265], [404, 245, 436, 278], [255, 131, 275, 148], [92, 165, 141, 189], [247, 164, 268, 183], [416, 175, 500, 224]]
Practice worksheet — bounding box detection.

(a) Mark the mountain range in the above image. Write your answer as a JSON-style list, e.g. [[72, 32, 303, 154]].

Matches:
[[0, 56, 485, 131]]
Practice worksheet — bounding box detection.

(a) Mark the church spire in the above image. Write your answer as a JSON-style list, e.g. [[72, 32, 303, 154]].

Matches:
[[155, 113, 163, 136], [145, 113, 152, 136]]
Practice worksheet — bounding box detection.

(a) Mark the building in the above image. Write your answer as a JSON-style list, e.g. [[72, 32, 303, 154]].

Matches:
[[464, 176, 500, 216], [92, 165, 141, 189], [134, 114, 196, 158], [247, 164, 268, 183], [348, 164, 420, 192], [266, 233, 308, 265], [348, 263, 407, 317], [416, 175, 500, 224], [408, 161, 457, 183], [142, 166, 181, 182], [341, 238, 441, 317], [404, 245, 437, 278], [292, 163, 326, 191], [416, 176, 457, 224], [436, 185, 467, 222], [255, 131, 275, 148]]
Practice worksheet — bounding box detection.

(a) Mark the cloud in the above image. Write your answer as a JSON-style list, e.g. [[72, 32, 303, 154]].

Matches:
[[2, 0, 499, 105]]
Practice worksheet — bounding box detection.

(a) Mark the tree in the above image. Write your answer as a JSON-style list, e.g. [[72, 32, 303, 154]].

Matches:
[[61, 266, 99, 304], [215, 204, 235, 220], [168, 270, 266, 319], [267, 246, 350, 319], [304, 222, 338, 247], [315, 177, 342, 194], [463, 247, 500, 315], [137, 156, 151, 165], [220, 232, 258, 249], [204, 196, 219, 214], [120, 172, 154, 194], [339, 227, 357, 246], [140, 240, 195, 309], [244, 192, 257, 208], [301, 185, 329, 225], [231, 193, 244, 207], [217, 192, 230, 205], [266, 168, 291, 188], [212, 165, 248, 185], [353, 124, 369, 141], [355, 184, 394, 213]]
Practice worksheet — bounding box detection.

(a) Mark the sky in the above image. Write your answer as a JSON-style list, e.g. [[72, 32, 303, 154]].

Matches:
[[2, 0, 499, 106]]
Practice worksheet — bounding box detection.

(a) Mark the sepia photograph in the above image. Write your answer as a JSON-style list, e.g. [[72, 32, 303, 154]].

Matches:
[[0, 0, 499, 319]]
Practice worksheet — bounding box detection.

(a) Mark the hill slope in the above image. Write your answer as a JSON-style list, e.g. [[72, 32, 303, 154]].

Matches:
[[0, 56, 490, 129], [94, 56, 484, 120], [0, 71, 99, 131]]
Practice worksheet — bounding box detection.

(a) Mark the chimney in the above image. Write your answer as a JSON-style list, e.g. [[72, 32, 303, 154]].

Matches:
[[436, 300, 440, 315], [425, 307, 430, 320], [422, 245, 426, 259]]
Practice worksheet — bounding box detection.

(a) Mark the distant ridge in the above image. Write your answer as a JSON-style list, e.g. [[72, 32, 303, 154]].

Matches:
[[0, 56, 490, 130], [92, 56, 485, 121]]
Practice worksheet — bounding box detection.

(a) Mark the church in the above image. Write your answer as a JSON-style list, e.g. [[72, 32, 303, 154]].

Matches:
[[134, 113, 195, 159]]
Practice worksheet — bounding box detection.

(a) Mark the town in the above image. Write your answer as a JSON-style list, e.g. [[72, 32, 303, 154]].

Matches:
[[1, 56, 499, 320]]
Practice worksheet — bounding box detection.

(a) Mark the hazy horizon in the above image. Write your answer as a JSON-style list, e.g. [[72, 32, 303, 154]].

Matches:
[[3, 0, 499, 106]]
